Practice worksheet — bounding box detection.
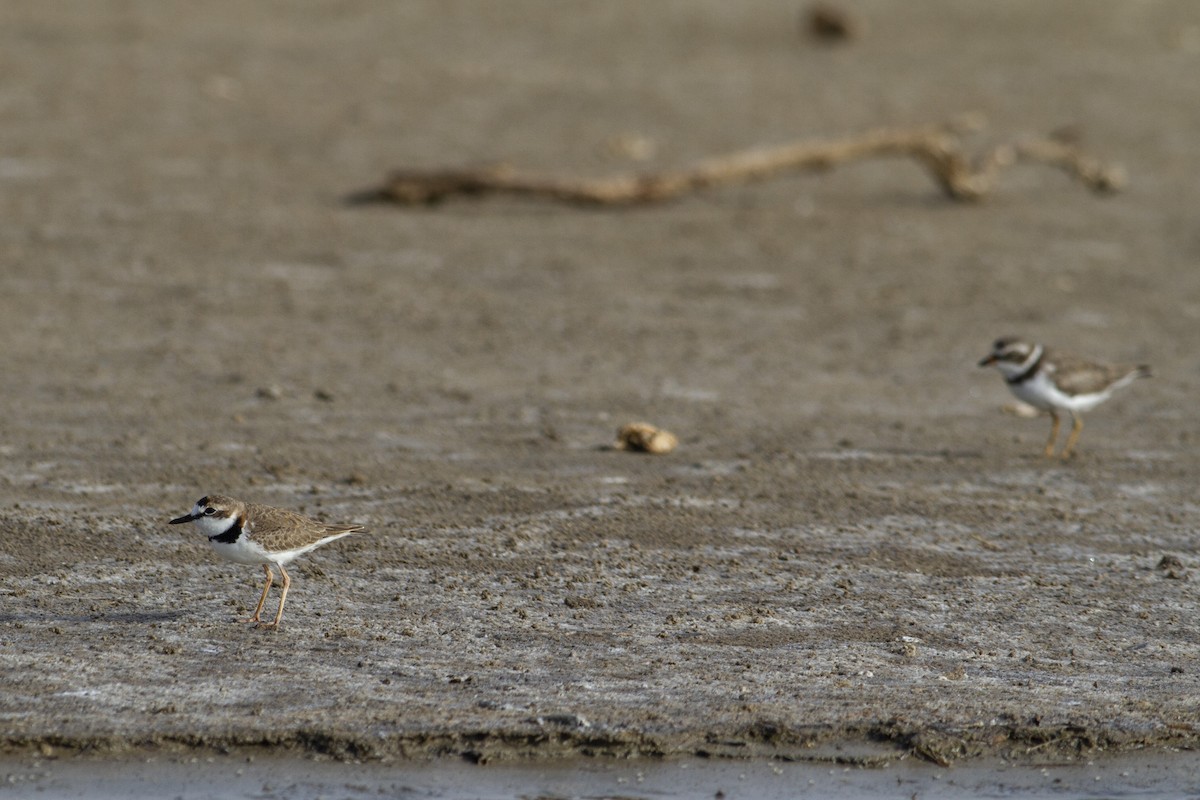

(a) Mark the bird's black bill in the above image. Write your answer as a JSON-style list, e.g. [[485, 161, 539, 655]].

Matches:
[[169, 513, 197, 525], [978, 355, 997, 367]]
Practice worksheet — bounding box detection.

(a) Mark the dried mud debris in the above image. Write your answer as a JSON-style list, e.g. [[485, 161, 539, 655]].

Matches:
[[1157, 554, 1188, 580], [1002, 400, 1042, 418], [355, 116, 1126, 207], [805, 3, 867, 42], [613, 422, 679, 454]]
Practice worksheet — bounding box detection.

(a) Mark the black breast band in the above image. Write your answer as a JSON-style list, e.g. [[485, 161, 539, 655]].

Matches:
[[209, 517, 243, 544], [1006, 350, 1043, 385]]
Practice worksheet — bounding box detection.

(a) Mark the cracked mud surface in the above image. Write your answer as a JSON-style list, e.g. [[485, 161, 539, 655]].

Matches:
[[2, 0, 1199, 768]]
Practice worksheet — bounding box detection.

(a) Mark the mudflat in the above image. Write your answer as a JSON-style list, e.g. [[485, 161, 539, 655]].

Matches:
[[2, 1, 1199, 767]]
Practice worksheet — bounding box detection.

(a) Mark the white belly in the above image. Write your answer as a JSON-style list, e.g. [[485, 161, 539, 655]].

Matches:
[[1009, 371, 1113, 413], [208, 536, 275, 566], [207, 532, 353, 567]]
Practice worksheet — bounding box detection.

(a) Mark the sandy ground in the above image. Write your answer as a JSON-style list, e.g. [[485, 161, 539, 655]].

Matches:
[[2, 0, 1200, 770]]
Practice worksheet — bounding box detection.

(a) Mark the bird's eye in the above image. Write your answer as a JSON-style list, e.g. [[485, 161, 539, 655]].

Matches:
[[203, 507, 216, 516]]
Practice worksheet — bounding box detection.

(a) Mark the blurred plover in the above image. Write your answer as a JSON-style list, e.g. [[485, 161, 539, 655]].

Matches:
[[169, 494, 364, 628], [978, 337, 1150, 459]]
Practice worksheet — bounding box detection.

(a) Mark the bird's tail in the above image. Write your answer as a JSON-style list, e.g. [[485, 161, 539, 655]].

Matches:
[[1135, 364, 1152, 379]]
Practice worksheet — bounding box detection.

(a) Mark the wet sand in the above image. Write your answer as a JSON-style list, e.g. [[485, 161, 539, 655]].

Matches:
[[5, 752, 1200, 799], [2, 0, 1200, 780]]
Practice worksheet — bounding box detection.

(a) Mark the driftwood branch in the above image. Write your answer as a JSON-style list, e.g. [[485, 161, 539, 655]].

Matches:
[[351, 114, 1125, 207]]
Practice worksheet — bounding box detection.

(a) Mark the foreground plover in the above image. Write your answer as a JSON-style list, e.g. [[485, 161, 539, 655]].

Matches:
[[169, 494, 364, 628], [978, 337, 1150, 459]]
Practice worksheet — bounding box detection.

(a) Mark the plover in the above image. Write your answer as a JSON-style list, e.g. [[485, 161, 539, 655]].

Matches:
[[978, 337, 1150, 459], [169, 494, 364, 628]]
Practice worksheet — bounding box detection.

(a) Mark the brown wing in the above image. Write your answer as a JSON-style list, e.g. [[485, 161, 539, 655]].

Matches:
[[245, 503, 364, 552], [1044, 348, 1140, 396]]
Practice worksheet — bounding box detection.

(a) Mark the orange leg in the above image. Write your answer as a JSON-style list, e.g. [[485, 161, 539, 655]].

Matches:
[[257, 564, 291, 629], [1060, 411, 1084, 460], [243, 564, 273, 624], [1042, 410, 1061, 458]]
